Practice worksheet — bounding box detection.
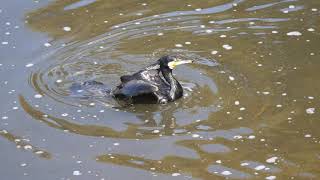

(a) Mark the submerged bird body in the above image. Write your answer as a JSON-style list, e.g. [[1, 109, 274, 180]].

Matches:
[[70, 55, 192, 104]]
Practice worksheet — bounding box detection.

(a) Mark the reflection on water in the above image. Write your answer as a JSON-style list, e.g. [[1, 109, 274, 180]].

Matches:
[[0, 129, 51, 159], [0, 0, 319, 179]]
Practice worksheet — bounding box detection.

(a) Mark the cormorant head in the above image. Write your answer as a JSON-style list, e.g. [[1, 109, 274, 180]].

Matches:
[[159, 55, 193, 70]]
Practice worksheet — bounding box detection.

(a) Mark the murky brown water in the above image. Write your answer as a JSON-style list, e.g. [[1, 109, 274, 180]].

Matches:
[[0, 0, 319, 179]]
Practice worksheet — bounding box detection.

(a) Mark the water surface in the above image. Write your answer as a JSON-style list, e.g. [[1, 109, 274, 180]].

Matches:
[[0, 0, 319, 179]]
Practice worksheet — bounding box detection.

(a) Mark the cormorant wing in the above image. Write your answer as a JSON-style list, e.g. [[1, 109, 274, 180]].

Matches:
[[115, 80, 158, 97]]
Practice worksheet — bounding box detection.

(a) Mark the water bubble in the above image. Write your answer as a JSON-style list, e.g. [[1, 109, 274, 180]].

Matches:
[[289, 5, 295, 9], [221, 171, 232, 175], [25, 63, 34, 67], [222, 44, 232, 50], [73, 171, 82, 176], [44, 42, 51, 47], [192, 134, 200, 138], [61, 113, 69, 117], [241, 162, 249, 166], [24, 145, 32, 150], [172, 173, 181, 176], [266, 176, 276, 180], [306, 108, 315, 114], [63, 26, 72, 32], [304, 134, 311, 138], [35, 151, 44, 154], [211, 50, 218, 55], [266, 157, 278, 163], [254, 165, 266, 171], [287, 31, 302, 36], [34, 94, 43, 98], [228, 76, 235, 81], [233, 135, 242, 139], [0, 130, 8, 134], [152, 130, 160, 134]]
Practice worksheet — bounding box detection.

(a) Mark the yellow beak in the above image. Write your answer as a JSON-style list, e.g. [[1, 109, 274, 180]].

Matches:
[[168, 59, 193, 69]]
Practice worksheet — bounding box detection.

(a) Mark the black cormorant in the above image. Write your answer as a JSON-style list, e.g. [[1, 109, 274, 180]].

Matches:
[[112, 55, 193, 104], [70, 55, 193, 104]]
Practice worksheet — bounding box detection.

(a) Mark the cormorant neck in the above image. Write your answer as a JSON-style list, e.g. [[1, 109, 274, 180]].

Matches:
[[161, 67, 182, 101]]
